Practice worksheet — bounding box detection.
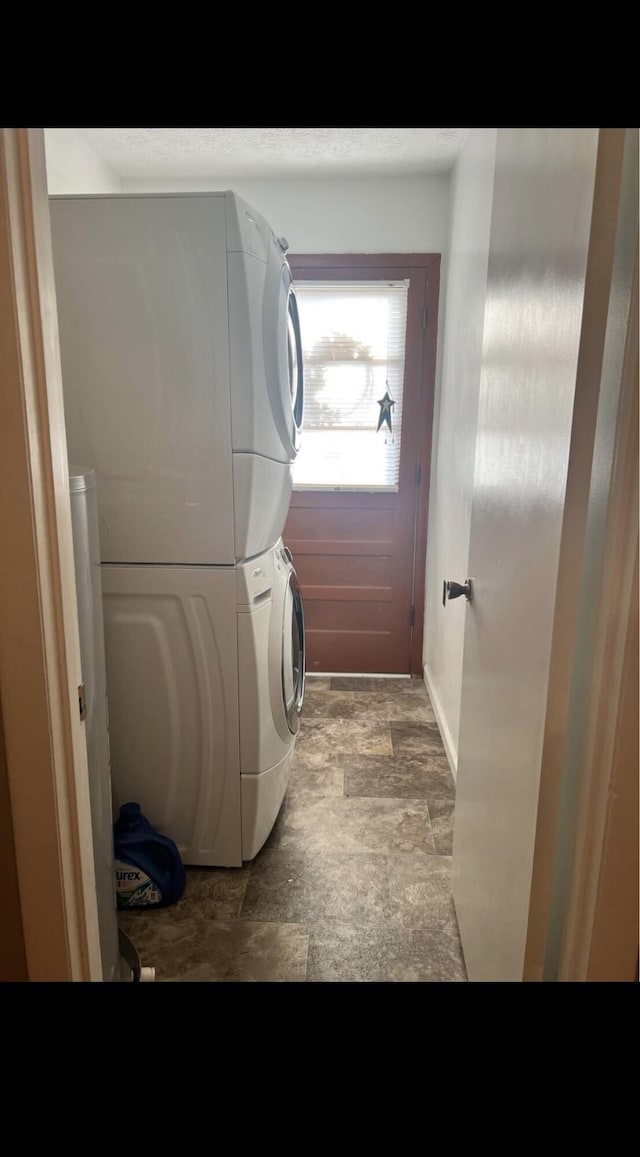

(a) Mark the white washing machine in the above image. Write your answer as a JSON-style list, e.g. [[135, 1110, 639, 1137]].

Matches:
[[50, 191, 303, 565], [100, 541, 304, 865], [51, 192, 305, 863]]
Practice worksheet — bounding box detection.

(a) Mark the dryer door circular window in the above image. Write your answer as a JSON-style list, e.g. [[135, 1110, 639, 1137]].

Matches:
[[287, 286, 304, 443], [282, 568, 305, 734], [263, 253, 304, 460]]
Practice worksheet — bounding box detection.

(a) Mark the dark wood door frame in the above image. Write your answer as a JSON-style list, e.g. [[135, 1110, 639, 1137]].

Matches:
[[288, 253, 440, 677]]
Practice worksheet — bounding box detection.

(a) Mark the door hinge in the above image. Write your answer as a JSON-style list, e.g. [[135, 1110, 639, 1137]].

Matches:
[[414, 464, 421, 486], [422, 305, 428, 330], [410, 606, 416, 627], [78, 684, 87, 722]]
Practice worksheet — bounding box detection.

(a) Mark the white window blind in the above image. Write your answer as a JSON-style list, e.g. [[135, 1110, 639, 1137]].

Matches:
[[292, 280, 409, 490]]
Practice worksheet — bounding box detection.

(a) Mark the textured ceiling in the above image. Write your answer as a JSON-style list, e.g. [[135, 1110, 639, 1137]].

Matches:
[[75, 127, 471, 178]]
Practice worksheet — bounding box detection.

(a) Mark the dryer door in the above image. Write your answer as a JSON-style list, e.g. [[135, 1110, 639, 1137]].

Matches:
[[264, 251, 304, 460], [286, 282, 304, 448]]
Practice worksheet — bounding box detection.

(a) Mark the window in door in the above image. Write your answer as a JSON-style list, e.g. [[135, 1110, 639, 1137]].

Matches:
[[292, 281, 409, 491]]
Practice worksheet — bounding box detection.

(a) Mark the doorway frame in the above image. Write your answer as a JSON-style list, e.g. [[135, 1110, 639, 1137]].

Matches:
[[288, 252, 440, 677], [556, 247, 638, 981], [0, 128, 101, 980], [6, 129, 633, 982]]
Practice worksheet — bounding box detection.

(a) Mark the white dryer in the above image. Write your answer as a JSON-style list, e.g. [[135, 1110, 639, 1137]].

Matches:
[[100, 541, 304, 865], [50, 191, 303, 565]]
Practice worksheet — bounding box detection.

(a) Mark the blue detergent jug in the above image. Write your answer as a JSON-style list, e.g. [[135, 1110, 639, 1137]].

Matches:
[[113, 802, 186, 909]]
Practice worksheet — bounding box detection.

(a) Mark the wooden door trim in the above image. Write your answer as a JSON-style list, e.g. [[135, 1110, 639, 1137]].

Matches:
[[557, 244, 638, 981], [410, 262, 440, 677], [288, 252, 440, 676], [522, 129, 638, 981], [0, 129, 102, 980]]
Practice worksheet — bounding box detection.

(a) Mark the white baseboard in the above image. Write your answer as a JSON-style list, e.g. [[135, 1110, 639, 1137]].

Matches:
[[306, 672, 411, 679], [423, 663, 458, 782]]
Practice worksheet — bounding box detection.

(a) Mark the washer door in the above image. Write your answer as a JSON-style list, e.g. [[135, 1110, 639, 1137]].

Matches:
[[281, 558, 305, 734]]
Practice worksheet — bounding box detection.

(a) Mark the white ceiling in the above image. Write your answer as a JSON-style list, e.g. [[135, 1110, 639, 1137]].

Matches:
[[75, 127, 471, 179]]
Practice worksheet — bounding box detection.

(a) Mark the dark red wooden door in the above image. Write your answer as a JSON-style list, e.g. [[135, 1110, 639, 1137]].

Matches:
[[284, 254, 439, 675]]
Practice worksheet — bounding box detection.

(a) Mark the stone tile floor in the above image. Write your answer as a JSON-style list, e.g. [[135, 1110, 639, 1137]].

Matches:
[[119, 676, 467, 983]]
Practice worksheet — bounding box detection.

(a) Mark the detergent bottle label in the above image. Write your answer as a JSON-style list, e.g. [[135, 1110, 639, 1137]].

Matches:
[[115, 859, 162, 907]]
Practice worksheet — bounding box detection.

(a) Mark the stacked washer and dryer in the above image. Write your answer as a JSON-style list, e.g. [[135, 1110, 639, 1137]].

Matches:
[[51, 191, 305, 867]]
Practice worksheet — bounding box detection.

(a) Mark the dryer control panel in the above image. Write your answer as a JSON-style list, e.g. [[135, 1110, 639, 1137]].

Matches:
[[225, 191, 271, 262]]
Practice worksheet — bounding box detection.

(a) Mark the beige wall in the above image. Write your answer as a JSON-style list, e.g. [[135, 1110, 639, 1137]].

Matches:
[[44, 129, 122, 193], [43, 129, 451, 254], [116, 172, 450, 257]]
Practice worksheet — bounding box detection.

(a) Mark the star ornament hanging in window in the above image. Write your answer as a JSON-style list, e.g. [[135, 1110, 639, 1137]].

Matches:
[[376, 389, 396, 434]]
